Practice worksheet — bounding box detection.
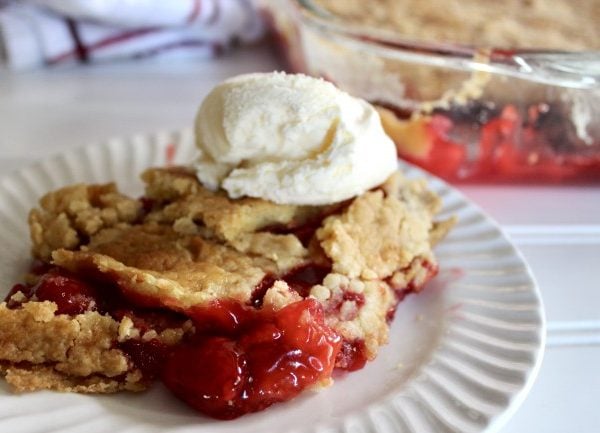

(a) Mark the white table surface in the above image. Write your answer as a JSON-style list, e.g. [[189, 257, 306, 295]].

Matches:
[[1, 44, 599, 433]]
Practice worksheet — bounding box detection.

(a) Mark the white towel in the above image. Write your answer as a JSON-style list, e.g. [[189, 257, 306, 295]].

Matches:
[[0, 0, 264, 70]]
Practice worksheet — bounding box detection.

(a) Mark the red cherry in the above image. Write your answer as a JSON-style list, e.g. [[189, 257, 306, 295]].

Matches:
[[188, 300, 252, 335], [4, 283, 34, 307], [242, 300, 340, 407], [169, 299, 342, 419], [335, 340, 368, 371], [403, 115, 466, 181], [32, 270, 100, 315], [162, 337, 247, 420], [282, 264, 331, 298], [119, 339, 169, 379]]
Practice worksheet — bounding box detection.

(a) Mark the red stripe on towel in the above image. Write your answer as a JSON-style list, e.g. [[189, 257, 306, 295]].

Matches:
[[187, 0, 203, 23], [48, 27, 158, 64]]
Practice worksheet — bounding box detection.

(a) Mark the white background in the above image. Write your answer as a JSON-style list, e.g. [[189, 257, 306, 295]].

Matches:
[[0, 43, 599, 433]]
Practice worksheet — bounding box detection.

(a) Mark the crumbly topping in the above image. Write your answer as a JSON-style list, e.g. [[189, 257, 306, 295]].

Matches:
[[117, 316, 141, 342], [315, 0, 599, 50], [142, 167, 203, 201], [0, 299, 190, 394], [5, 165, 453, 395], [156, 324, 193, 345], [53, 231, 267, 309], [0, 302, 128, 378], [229, 232, 308, 272], [29, 183, 141, 261], [388, 258, 433, 292], [312, 272, 395, 360], [431, 218, 458, 246], [1, 364, 146, 393], [143, 168, 321, 241], [317, 173, 437, 280], [262, 280, 302, 311]]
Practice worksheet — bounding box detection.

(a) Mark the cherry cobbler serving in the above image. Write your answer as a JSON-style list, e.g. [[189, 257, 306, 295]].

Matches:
[[0, 73, 453, 419], [0, 167, 452, 418]]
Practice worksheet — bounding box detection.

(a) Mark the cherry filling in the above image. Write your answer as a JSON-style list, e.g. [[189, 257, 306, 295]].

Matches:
[[163, 298, 341, 419], [264, 201, 350, 247], [382, 101, 600, 182], [250, 264, 331, 310], [282, 264, 331, 298], [336, 340, 368, 371], [385, 260, 438, 323], [249, 274, 276, 308], [5, 269, 100, 315], [266, 220, 322, 247], [119, 339, 170, 379], [139, 197, 156, 214], [4, 265, 341, 419], [3, 267, 188, 381], [3, 257, 437, 419]]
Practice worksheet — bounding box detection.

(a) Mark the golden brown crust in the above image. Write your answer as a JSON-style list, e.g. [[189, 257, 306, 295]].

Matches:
[[0, 301, 126, 375], [310, 273, 395, 360], [0, 298, 190, 393], [0, 302, 129, 378], [29, 183, 142, 261], [229, 232, 308, 272], [1, 364, 146, 393], [53, 236, 267, 310], [5, 165, 452, 395], [142, 168, 321, 242], [317, 174, 438, 280], [315, 0, 599, 50], [141, 166, 203, 201]]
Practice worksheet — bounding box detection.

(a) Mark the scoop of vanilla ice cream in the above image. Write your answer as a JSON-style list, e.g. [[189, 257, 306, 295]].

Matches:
[[194, 72, 397, 205]]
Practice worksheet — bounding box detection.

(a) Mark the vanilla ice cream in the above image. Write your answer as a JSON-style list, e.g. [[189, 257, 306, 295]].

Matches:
[[193, 72, 397, 205]]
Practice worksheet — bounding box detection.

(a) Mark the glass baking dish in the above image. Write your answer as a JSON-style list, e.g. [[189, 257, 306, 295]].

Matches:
[[259, 0, 600, 182]]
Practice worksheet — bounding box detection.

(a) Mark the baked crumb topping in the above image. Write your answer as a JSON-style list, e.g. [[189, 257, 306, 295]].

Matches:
[[315, 0, 599, 50], [317, 186, 434, 280], [142, 168, 322, 241], [2, 165, 452, 410], [0, 301, 127, 376], [29, 183, 142, 261]]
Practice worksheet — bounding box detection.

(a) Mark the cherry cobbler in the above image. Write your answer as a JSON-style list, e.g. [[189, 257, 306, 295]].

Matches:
[[0, 167, 452, 419], [262, 1, 600, 183]]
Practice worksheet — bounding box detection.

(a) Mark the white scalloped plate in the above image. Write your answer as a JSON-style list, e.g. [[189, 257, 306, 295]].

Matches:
[[0, 130, 545, 433]]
